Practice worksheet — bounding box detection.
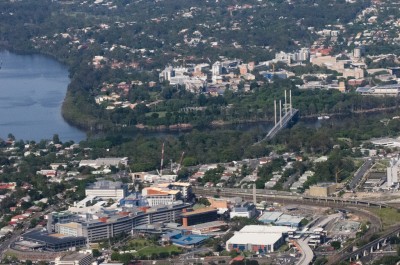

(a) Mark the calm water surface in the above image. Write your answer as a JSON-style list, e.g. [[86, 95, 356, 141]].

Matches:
[[0, 51, 86, 142]]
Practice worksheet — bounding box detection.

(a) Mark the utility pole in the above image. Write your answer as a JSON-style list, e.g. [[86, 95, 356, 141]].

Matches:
[[253, 184, 257, 204], [279, 100, 282, 127]]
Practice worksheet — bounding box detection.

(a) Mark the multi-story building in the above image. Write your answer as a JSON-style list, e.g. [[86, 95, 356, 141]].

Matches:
[[48, 202, 190, 243], [230, 202, 257, 219], [56, 222, 84, 237], [212, 61, 222, 76], [85, 180, 127, 200], [160, 66, 175, 82], [20, 230, 87, 251], [142, 187, 181, 206], [79, 157, 128, 169], [387, 157, 400, 188], [156, 182, 193, 201], [308, 183, 337, 197], [47, 211, 78, 233], [181, 208, 218, 227]]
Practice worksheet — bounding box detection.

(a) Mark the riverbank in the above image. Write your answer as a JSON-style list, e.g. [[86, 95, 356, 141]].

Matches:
[[0, 50, 86, 142], [2, 44, 400, 137]]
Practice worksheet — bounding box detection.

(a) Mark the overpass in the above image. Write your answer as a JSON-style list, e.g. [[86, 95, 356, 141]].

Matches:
[[193, 187, 389, 209], [326, 225, 400, 264]]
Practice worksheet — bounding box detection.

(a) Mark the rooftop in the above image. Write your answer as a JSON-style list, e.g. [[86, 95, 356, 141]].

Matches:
[[258, 211, 283, 223], [311, 182, 336, 188], [58, 222, 81, 229], [181, 208, 218, 217], [227, 231, 283, 245], [188, 220, 227, 230], [173, 235, 209, 245], [87, 180, 124, 190], [22, 230, 86, 245], [239, 225, 296, 234], [60, 252, 91, 261]]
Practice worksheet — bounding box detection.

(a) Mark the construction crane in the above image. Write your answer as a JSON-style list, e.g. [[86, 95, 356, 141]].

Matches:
[[176, 151, 185, 173], [159, 142, 165, 177]]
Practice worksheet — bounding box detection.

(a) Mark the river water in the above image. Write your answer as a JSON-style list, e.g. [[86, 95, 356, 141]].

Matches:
[[0, 51, 86, 142]]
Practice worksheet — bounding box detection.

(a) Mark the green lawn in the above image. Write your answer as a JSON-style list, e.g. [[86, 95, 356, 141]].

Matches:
[[134, 245, 181, 257], [369, 208, 400, 228], [145, 111, 166, 118], [126, 238, 182, 258], [128, 238, 153, 248]]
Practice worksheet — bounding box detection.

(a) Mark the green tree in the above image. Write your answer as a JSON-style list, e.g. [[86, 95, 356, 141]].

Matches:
[[330, 241, 341, 250], [92, 249, 101, 258]]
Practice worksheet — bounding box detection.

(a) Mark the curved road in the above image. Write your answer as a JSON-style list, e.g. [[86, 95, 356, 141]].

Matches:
[[295, 238, 314, 265]]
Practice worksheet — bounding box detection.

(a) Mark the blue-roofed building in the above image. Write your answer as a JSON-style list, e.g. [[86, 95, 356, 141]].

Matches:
[[162, 230, 210, 248]]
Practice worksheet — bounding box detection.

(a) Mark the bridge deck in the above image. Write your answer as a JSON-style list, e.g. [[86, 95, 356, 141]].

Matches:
[[256, 108, 298, 144]]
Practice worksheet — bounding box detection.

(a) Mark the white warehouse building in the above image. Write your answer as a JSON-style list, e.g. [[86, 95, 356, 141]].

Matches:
[[226, 225, 296, 253]]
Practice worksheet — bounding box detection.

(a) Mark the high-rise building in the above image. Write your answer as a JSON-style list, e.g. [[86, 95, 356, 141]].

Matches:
[[212, 61, 222, 76], [160, 66, 175, 82], [387, 158, 400, 188], [297, 48, 310, 62]]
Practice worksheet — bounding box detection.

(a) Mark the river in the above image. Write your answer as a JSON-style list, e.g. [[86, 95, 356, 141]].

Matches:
[[0, 51, 86, 142]]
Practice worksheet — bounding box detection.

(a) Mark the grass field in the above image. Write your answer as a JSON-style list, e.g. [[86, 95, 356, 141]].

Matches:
[[128, 238, 152, 248], [145, 111, 166, 118], [369, 208, 400, 228], [135, 245, 181, 257], [126, 238, 182, 258]]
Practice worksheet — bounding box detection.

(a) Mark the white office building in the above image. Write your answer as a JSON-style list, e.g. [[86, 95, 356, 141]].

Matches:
[[387, 158, 400, 188], [212, 61, 222, 76], [85, 180, 127, 200], [230, 202, 257, 219], [142, 186, 181, 206]]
